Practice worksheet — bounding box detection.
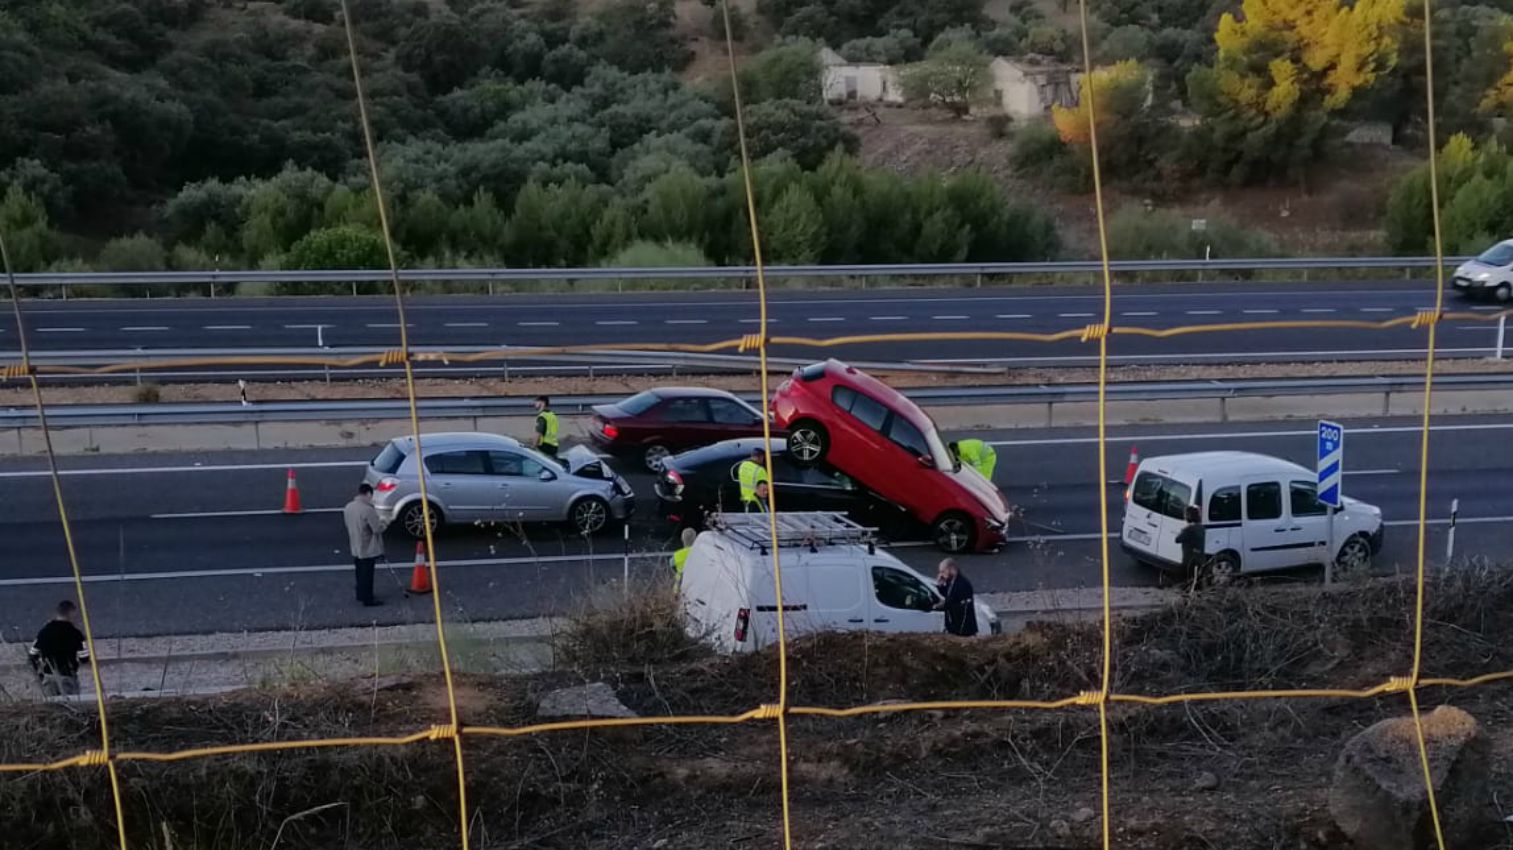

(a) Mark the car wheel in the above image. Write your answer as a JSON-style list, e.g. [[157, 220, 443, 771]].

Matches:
[[786, 421, 828, 466], [1335, 534, 1373, 576], [1202, 551, 1241, 589], [643, 443, 672, 472], [1496, 283, 1512, 303], [400, 501, 442, 539], [931, 512, 976, 553], [570, 496, 610, 536]]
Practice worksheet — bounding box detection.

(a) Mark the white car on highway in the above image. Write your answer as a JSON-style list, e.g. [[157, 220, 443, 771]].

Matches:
[[1121, 451, 1384, 585], [364, 433, 634, 537], [1453, 239, 1513, 302]]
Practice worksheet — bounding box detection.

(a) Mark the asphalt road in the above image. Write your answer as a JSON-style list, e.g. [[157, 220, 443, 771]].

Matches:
[[2, 414, 1509, 640], [4, 280, 1508, 381]]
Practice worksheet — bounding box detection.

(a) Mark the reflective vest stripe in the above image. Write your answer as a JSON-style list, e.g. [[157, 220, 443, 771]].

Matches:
[[538, 411, 559, 447]]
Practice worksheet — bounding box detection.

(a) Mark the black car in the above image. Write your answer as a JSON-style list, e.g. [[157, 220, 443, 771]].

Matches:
[[655, 438, 918, 536]]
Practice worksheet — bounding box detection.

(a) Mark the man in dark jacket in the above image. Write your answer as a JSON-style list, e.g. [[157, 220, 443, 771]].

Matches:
[[29, 600, 90, 697], [933, 558, 978, 637], [1176, 505, 1207, 578]]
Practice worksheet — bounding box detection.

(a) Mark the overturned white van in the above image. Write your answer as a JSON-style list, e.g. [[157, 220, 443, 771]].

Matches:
[[680, 512, 1000, 653]]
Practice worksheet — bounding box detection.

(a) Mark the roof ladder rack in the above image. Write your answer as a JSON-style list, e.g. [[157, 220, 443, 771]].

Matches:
[[707, 511, 878, 553]]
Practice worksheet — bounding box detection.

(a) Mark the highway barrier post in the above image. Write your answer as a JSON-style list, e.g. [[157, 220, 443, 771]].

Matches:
[[1496, 315, 1506, 360], [1445, 498, 1459, 564]]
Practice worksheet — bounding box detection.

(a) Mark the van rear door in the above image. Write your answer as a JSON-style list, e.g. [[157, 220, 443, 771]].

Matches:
[[1127, 468, 1196, 566]]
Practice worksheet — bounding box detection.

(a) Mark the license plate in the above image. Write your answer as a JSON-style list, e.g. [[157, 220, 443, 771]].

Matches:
[[1128, 527, 1151, 546]]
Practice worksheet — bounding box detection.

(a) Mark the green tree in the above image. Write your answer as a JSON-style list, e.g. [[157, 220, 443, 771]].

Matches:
[[743, 100, 859, 168], [762, 184, 825, 263], [900, 43, 991, 116], [503, 179, 606, 267], [741, 41, 822, 103], [640, 167, 714, 246], [285, 225, 389, 270], [583, 0, 691, 73], [399, 191, 454, 259], [98, 233, 167, 271], [451, 189, 507, 259], [0, 188, 56, 273], [590, 200, 637, 261], [396, 17, 487, 94], [838, 29, 921, 64]]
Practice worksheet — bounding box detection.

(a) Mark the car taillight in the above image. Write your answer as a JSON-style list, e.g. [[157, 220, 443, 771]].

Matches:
[[734, 607, 750, 643], [602, 422, 619, 439], [376, 478, 399, 493], [664, 468, 684, 494]]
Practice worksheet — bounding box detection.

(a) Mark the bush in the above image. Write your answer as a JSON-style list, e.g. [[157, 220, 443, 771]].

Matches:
[[1024, 24, 1069, 58], [606, 239, 710, 268], [556, 584, 706, 672], [99, 233, 168, 271], [1106, 206, 1278, 260], [1012, 120, 1068, 172], [985, 113, 1012, 139], [132, 383, 163, 404]]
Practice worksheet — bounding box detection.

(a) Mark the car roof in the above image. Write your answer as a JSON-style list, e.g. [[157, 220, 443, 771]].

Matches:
[[391, 432, 522, 452], [814, 359, 933, 430], [1141, 451, 1309, 480], [646, 386, 744, 401]]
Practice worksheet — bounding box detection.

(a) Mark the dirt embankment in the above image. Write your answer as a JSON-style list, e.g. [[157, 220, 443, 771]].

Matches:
[[4, 572, 1511, 849], [12, 358, 1513, 407]]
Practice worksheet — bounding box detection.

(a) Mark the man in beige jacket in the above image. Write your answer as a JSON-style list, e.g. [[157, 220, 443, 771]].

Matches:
[[344, 483, 389, 607]]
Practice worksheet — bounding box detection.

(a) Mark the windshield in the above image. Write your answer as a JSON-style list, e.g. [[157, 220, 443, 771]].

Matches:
[[917, 414, 954, 471], [617, 390, 660, 416], [1477, 242, 1513, 266]]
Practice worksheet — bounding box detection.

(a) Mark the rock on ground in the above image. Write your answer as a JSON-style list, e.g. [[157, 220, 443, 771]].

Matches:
[[536, 682, 637, 719], [1329, 705, 1491, 850]]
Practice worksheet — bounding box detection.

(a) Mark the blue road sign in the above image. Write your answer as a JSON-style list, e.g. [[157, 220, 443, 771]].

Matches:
[[1317, 420, 1344, 507]]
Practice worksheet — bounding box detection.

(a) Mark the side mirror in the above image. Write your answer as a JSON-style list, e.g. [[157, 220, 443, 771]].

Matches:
[[539, 469, 557, 482]]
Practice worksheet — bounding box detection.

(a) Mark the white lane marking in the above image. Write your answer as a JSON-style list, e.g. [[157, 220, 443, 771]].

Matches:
[[517, 321, 559, 327], [37, 327, 85, 332], [444, 322, 489, 328], [151, 507, 344, 519], [0, 551, 657, 587], [1346, 468, 1400, 476], [1471, 305, 1503, 311], [1243, 309, 1279, 315], [996, 313, 1032, 319], [283, 323, 331, 329], [665, 319, 708, 325], [870, 316, 908, 321], [1059, 312, 1095, 318], [986, 421, 1513, 447], [738, 318, 781, 324], [1121, 311, 1157, 317], [932, 315, 970, 320], [0, 460, 366, 479], [204, 325, 252, 330], [595, 320, 638, 326], [1301, 308, 1336, 314], [1186, 310, 1222, 315], [1360, 307, 1394, 313], [121, 326, 170, 332], [365, 323, 414, 328], [808, 317, 845, 322]]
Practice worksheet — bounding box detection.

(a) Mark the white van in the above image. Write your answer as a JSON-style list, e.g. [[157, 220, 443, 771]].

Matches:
[[1121, 451, 1384, 584], [680, 512, 1001, 653]]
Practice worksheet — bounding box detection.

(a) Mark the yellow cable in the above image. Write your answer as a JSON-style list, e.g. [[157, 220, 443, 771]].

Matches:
[[720, 4, 795, 848], [0, 220, 130, 850], [337, 2, 470, 847], [1073, 0, 1117, 845], [1406, 4, 1451, 846]]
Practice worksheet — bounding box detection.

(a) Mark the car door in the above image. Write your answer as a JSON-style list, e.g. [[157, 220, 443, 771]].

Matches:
[[487, 450, 557, 522], [1241, 478, 1311, 572], [1287, 479, 1332, 564], [423, 450, 494, 521], [655, 397, 715, 449], [867, 565, 944, 633], [708, 398, 765, 440]]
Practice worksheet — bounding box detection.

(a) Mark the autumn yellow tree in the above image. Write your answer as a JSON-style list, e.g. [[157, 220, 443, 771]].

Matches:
[[1051, 60, 1151, 145], [1187, 0, 1407, 183]]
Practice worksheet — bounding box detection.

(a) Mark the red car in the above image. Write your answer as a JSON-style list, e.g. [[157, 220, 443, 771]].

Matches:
[[771, 359, 1010, 553], [590, 387, 773, 471]]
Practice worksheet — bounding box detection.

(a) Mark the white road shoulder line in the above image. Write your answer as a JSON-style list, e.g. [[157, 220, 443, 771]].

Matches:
[[0, 460, 366, 479], [444, 322, 489, 328], [664, 319, 707, 324], [1242, 309, 1279, 315], [1121, 311, 1157, 317], [151, 507, 345, 519], [932, 315, 969, 320], [986, 421, 1513, 447], [203, 325, 252, 330], [121, 326, 169, 331], [808, 317, 845, 322], [1186, 310, 1222, 315], [37, 327, 85, 332], [518, 321, 559, 326], [595, 320, 637, 326], [870, 316, 908, 321], [996, 313, 1032, 319]]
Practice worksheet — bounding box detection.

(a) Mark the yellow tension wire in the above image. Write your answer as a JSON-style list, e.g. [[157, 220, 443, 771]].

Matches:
[[0, 229, 130, 849], [1071, 0, 1118, 844], [721, 3, 797, 848], [337, 2, 471, 847]]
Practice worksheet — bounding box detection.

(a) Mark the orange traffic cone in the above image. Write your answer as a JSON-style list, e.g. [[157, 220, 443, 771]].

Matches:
[[282, 468, 302, 514], [407, 541, 432, 595], [1123, 445, 1140, 486]]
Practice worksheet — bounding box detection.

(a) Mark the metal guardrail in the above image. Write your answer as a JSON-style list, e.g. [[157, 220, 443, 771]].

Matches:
[[4, 374, 1508, 429], [7, 256, 1472, 290]]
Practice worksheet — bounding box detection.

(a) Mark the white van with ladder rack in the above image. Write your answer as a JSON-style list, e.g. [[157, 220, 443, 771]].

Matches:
[[679, 511, 1001, 653]]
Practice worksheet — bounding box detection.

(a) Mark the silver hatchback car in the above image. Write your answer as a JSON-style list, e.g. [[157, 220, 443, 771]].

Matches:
[[363, 432, 635, 537]]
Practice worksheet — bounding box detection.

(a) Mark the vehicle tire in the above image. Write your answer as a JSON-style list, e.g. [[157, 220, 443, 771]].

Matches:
[[931, 512, 976, 554], [1334, 534, 1373, 576], [642, 443, 672, 472], [570, 496, 610, 536], [399, 501, 442, 539], [1202, 551, 1241, 589], [786, 420, 828, 466], [1496, 283, 1512, 303]]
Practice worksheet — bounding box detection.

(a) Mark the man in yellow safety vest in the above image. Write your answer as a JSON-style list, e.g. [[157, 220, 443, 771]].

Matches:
[[534, 395, 559, 459], [736, 448, 770, 512], [950, 439, 996, 480], [670, 528, 697, 589]]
